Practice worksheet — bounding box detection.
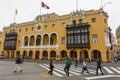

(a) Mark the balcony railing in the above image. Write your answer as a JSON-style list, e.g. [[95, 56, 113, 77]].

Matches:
[[22, 45, 58, 49]]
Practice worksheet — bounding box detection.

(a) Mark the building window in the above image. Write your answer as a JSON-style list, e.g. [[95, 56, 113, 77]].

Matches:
[[61, 37, 65, 44], [13, 29, 15, 32], [18, 40, 20, 46], [31, 27, 34, 31], [26, 28, 28, 32], [104, 19, 107, 23], [71, 36, 73, 44], [81, 35, 85, 43], [79, 19, 82, 24], [37, 26, 41, 30], [52, 24, 55, 29], [10, 30, 12, 33], [62, 22, 66, 27], [91, 18, 96, 23], [72, 20, 76, 26], [45, 25, 48, 29], [78, 35, 81, 43], [68, 36, 70, 44], [92, 34, 98, 43], [85, 35, 88, 43], [19, 29, 21, 32], [75, 36, 78, 44]]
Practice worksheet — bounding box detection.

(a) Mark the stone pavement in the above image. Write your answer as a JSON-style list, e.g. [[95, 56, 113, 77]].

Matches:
[[0, 60, 85, 80]]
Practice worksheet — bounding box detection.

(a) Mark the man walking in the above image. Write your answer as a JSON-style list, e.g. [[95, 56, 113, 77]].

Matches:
[[96, 57, 104, 75], [48, 60, 54, 76], [14, 55, 22, 73], [64, 56, 71, 79]]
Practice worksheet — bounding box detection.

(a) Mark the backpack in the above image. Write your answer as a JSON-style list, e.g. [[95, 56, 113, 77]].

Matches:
[[16, 57, 22, 63], [66, 59, 71, 66]]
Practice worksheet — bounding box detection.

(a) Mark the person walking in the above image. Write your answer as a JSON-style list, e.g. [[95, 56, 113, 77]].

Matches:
[[81, 60, 89, 74], [14, 55, 22, 73], [48, 60, 54, 76], [114, 57, 118, 64], [64, 56, 71, 79], [75, 59, 78, 68], [96, 57, 104, 75]]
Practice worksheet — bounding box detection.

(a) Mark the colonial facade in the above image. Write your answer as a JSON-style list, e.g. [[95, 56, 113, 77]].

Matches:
[[110, 33, 118, 58], [0, 9, 112, 62], [116, 25, 120, 57]]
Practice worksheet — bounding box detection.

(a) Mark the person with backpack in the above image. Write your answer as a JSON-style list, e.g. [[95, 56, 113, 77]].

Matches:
[[96, 57, 104, 75], [48, 60, 54, 75], [64, 56, 71, 79], [14, 55, 22, 73]]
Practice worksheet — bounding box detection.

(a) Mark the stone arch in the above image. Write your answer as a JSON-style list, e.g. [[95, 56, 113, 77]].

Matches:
[[50, 50, 56, 60], [29, 51, 33, 59], [91, 50, 101, 61], [80, 50, 89, 60], [60, 50, 67, 60], [35, 50, 40, 59], [36, 35, 41, 45], [16, 50, 20, 56], [30, 35, 35, 46], [23, 51, 27, 58], [42, 50, 48, 60], [70, 50, 77, 60], [43, 34, 49, 45], [50, 33, 57, 45], [24, 36, 29, 46]]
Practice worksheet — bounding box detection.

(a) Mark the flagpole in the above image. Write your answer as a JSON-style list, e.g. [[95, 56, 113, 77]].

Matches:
[[101, 0, 103, 8], [14, 9, 17, 23], [40, 0, 42, 15], [14, 14, 16, 23], [76, 0, 78, 11]]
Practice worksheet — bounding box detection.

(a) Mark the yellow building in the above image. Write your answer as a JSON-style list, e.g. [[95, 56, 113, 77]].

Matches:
[[0, 9, 112, 62]]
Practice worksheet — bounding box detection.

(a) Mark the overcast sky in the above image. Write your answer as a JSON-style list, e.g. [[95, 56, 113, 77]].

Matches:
[[0, 0, 119, 36]]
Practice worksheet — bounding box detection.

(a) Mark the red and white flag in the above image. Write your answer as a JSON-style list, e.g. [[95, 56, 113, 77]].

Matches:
[[41, 1, 50, 9]]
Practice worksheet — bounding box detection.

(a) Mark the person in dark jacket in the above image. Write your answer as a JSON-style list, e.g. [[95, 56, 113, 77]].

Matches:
[[14, 55, 22, 73], [96, 57, 104, 75], [48, 60, 54, 75]]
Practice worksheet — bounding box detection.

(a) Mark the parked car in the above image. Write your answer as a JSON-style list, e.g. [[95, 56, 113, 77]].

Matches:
[[0, 55, 4, 59]]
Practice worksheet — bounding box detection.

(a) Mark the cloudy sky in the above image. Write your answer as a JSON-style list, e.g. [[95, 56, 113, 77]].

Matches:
[[0, 0, 119, 36]]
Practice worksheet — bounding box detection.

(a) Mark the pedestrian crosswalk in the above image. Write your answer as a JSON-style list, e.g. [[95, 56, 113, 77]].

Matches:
[[39, 64, 120, 77]]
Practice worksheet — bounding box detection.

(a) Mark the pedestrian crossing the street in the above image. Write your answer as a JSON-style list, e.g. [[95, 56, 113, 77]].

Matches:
[[39, 64, 120, 77]]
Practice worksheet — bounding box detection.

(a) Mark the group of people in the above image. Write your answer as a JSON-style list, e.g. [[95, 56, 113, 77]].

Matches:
[[48, 56, 104, 80]]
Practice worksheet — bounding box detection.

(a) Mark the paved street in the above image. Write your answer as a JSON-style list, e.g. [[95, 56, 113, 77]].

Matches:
[[0, 59, 120, 80]]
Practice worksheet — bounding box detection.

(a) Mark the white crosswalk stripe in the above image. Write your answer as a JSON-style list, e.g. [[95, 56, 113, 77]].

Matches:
[[110, 67, 120, 74], [39, 64, 120, 77], [39, 64, 64, 77], [103, 67, 114, 74], [39, 64, 96, 77]]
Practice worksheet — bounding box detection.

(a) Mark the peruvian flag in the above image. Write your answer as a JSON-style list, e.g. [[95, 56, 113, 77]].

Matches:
[[41, 1, 50, 9]]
